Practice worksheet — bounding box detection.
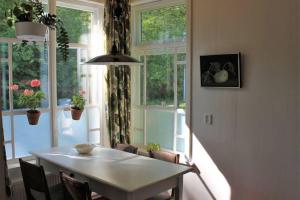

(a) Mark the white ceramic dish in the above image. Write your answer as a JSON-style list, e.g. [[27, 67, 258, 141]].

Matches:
[[74, 144, 95, 154]]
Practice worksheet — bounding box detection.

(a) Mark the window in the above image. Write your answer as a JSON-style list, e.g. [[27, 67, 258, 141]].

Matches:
[[132, 1, 189, 155], [140, 4, 186, 43], [0, 41, 51, 159], [0, 0, 105, 160], [56, 4, 104, 147]]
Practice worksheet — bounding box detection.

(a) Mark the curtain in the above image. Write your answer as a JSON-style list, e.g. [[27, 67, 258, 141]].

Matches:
[[105, 0, 131, 147]]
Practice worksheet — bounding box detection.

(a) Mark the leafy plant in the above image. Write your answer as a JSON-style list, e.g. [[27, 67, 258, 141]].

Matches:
[[71, 91, 86, 110], [9, 79, 45, 111], [5, 0, 69, 61], [146, 143, 160, 152]]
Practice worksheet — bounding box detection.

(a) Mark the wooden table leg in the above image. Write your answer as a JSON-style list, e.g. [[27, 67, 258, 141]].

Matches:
[[175, 175, 183, 200]]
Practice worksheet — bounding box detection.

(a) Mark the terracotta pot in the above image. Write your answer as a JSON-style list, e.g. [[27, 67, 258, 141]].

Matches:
[[71, 108, 83, 120], [27, 110, 41, 125], [15, 22, 47, 41]]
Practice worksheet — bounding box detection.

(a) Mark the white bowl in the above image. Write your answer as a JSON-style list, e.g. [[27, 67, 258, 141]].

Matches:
[[75, 144, 95, 154]]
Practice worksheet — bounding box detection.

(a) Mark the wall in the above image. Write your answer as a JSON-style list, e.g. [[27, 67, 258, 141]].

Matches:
[[190, 0, 300, 199]]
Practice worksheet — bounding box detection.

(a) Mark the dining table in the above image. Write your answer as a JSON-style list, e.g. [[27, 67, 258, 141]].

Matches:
[[31, 146, 192, 200]]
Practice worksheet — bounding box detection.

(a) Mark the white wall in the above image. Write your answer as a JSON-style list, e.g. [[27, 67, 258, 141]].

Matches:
[[189, 0, 300, 199]]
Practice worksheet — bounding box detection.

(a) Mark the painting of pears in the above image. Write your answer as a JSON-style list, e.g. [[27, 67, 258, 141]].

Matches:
[[200, 53, 241, 88]]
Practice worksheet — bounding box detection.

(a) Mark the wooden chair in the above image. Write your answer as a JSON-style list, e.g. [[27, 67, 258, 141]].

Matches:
[[115, 143, 138, 154], [147, 150, 180, 200], [19, 158, 65, 200], [59, 171, 109, 200]]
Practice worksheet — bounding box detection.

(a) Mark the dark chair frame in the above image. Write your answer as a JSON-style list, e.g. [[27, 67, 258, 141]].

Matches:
[[115, 143, 138, 154], [19, 158, 52, 200]]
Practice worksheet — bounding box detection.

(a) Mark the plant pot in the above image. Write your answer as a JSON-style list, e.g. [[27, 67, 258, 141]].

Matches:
[[71, 108, 83, 120], [15, 22, 47, 41], [27, 110, 41, 125]]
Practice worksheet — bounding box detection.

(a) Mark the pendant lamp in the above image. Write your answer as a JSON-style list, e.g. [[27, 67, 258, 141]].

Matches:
[[86, 0, 140, 66]]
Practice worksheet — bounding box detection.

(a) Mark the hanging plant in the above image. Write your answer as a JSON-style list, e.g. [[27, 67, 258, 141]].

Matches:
[[71, 90, 86, 120], [5, 0, 69, 62]]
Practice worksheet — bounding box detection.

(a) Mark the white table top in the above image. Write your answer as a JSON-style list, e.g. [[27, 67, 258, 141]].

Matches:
[[32, 146, 191, 192]]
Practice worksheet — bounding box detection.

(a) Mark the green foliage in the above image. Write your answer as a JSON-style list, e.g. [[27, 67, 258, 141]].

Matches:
[[146, 54, 174, 105], [56, 6, 91, 43], [146, 143, 160, 152], [12, 43, 48, 109], [4, 0, 69, 62], [18, 90, 45, 110], [141, 5, 186, 42], [71, 92, 85, 110]]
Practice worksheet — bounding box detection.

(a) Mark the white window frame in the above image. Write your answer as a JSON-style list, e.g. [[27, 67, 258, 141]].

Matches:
[[131, 0, 190, 156], [1, 0, 105, 164]]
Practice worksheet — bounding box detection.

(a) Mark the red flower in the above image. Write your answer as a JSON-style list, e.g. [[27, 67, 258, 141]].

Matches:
[[30, 79, 41, 87], [9, 84, 19, 91], [23, 89, 34, 96]]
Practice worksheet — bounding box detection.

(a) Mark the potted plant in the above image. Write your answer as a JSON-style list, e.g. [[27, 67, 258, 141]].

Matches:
[[10, 79, 45, 125], [71, 91, 86, 120], [146, 143, 161, 157], [5, 0, 69, 61]]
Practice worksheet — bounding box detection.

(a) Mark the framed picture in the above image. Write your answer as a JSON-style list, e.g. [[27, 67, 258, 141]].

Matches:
[[200, 53, 241, 88]]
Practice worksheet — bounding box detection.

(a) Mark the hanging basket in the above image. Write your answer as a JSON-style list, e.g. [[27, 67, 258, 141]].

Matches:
[[71, 108, 83, 120], [27, 110, 41, 125], [15, 22, 47, 41]]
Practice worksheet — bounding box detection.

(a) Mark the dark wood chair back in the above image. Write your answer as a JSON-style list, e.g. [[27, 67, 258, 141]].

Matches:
[[19, 158, 51, 200], [149, 150, 180, 199], [115, 143, 138, 154], [150, 150, 180, 164], [60, 171, 92, 200]]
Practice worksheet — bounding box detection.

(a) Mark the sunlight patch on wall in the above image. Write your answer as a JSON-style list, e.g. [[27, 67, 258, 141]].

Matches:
[[192, 134, 231, 200]]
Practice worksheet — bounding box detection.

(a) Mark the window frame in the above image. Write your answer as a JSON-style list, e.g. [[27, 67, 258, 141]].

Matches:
[[131, 0, 191, 157], [1, 0, 105, 164], [132, 0, 187, 47]]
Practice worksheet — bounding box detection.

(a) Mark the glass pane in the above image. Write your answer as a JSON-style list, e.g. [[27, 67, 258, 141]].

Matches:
[[132, 61, 144, 106], [146, 54, 174, 106], [0, 0, 17, 38], [146, 109, 174, 150], [3, 116, 11, 141], [132, 108, 144, 129], [132, 130, 144, 146], [14, 112, 51, 158], [176, 138, 185, 153], [89, 130, 100, 144], [0, 45, 9, 110], [140, 64, 144, 105], [141, 5, 186, 43], [12, 43, 49, 109], [0, 43, 8, 58], [177, 64, 186, 108], [57, 110, 88, 147], [88, 107, 100, 130], [176, 111, 187, 135], [57, 6, 92, 44], [57, 48, 79, 106], [177, 53, 186, 61], [5, 143, 12, 160]]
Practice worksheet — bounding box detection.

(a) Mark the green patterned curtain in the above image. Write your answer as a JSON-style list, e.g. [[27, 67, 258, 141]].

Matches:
[[105, 0, 131, 147]]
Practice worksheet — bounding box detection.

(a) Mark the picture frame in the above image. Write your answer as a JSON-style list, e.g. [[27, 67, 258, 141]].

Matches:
[[200, 53, 241, 88]]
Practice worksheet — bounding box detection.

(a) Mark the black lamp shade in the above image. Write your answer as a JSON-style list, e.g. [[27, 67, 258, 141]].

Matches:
[[85, 53, 141, 66]]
